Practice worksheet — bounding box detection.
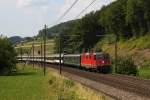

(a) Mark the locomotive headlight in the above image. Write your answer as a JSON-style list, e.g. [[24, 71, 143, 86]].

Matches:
[[102, 61, 105, 64]]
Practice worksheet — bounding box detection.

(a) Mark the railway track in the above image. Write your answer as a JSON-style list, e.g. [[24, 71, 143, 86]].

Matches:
[[26, 61, 150, 100]]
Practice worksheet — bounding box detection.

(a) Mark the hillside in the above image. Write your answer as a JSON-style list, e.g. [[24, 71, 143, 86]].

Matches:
[[38, 20, 78, 38], [9, 36, 24, 45], [95, 33, 150, 67]]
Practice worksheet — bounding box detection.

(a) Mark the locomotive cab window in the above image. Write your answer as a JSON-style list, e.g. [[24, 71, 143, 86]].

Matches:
[[94, 55, 96, 60], [96, 54, 110, 60], [96, 54, 104, 60]]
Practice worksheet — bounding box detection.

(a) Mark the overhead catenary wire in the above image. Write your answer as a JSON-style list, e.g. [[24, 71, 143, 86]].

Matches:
[[55, 0, 79, 24], [53, 0, 98, 26], [74, 0, 97, 19]]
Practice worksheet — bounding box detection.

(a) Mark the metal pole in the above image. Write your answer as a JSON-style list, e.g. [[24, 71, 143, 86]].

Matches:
[[97, 34, 118, 73], [41, 31, 43, 67], [43, 24, 47, 76], [41, 41, 43, 66], [59, 36, 62, 75], [20, 43, 23, 62], [114, 34, 118, 73], [32, 38, 35, 68]]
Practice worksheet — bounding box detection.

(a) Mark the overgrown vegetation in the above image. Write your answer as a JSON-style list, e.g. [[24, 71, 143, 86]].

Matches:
[[0, 37, 17, 75], [138, 68, 150, 79], [114, 57, 138, 76], [138, 61, 150, 79], [119, 34, 150, 50]]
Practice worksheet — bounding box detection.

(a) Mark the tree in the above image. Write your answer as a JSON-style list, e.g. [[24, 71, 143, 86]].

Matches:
[[0, 37, 17, 75], [99, 0, 130, 39], [77, 11, 103, 51], [139, 0, 150, 32], [126, 0, 146, 36]]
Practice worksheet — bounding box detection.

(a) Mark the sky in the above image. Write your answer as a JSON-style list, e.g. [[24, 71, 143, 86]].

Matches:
[[0, 0, 115, 37]]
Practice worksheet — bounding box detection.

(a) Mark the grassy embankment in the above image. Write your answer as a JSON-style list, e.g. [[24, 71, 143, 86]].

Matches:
[[16, 39, 55, 55], [96, 33, 150, 79], [0, 64, 106, 100]]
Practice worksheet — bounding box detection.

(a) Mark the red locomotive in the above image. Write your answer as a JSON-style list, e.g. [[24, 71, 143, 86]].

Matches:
[[81, 50, 111, 73]]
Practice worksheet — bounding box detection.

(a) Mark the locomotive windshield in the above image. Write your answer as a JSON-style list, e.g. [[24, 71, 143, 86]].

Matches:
[[96, 53, 110, 60]]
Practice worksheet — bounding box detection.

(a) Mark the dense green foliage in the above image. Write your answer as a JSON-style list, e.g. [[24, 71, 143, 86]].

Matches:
[[39, 0, 150, 53], [115, 57, 138, 76], [0, 37, 17, 75]]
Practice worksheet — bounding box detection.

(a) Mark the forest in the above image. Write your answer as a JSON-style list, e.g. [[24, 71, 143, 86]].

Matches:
[[39, 0, 150, 53]]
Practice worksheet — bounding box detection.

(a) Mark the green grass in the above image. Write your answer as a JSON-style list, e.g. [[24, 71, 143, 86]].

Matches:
[[16, 39, 55, 55], [119, 34, 150, 50], [98, 33, 150, 54], [138, 68, 150, 79], [0, 64, 105, 100], [0, 65, 47, 100]]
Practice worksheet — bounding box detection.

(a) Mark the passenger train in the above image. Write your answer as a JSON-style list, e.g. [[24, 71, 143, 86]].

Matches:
[[18, 51, 111, 73]]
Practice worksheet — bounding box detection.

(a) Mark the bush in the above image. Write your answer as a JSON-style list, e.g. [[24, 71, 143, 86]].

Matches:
[[64, 79, 75, 88], [114, 56, 138, 76], [0, 37, 17, 75], [140, 61, 150, 68]]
